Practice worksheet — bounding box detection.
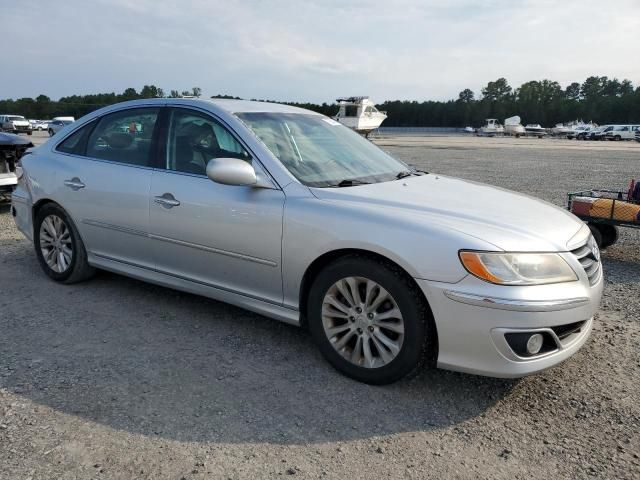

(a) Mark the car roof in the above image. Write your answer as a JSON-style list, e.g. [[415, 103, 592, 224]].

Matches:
[[206, 99, 321, 115], [95, 98, 321, 116]]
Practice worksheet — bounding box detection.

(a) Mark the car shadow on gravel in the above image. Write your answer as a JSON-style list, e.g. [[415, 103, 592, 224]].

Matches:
[[0, 238, 516, 445]]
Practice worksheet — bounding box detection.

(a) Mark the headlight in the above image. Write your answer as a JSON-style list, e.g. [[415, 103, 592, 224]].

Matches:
[[459, 251, 577, 285]]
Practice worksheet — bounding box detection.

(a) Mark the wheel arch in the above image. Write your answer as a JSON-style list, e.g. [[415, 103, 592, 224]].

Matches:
[[32, 199, 82, 241], [298, 248, 434, 328]]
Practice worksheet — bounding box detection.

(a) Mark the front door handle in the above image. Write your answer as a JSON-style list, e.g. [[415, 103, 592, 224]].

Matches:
[[64, 177, 85, 190], [154, 193, 181, 208]]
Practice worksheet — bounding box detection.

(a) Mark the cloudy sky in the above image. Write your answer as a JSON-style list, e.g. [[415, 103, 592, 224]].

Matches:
[[3, 0, 640, 102]]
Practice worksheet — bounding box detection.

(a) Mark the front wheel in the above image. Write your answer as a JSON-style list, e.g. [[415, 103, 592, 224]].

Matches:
[[307, 256, 435, 384], [34, 203, 95, 283], [48, 129, 54, 136]]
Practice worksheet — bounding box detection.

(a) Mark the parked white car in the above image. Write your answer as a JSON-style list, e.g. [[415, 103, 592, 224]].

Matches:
[[48, 117, 75, 136], [12, 99, 603, 384], [30, 120, 50, 131], [0, 115, 33, 135], [604, 125, 640, 141]]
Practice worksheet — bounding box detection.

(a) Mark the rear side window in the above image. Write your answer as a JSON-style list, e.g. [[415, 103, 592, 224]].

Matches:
[[86, 108, 159, 167], [56, 121, 96, 155]]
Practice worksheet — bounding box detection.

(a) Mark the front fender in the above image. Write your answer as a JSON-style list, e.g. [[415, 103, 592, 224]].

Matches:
[[281, 194, 497, 309]]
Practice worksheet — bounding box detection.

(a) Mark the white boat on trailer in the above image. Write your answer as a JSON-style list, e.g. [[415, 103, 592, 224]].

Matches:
[[334, 96, 387, 136], [525, 124, 547, 138], [477, 118, 504, 137], [504, 116, 525, 137]]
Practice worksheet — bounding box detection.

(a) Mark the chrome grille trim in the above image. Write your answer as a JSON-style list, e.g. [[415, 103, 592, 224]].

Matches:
[[570, 236, 601, 286]]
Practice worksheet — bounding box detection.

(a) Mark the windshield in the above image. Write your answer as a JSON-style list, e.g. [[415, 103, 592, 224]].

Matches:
[[236, 112, 408, 187]]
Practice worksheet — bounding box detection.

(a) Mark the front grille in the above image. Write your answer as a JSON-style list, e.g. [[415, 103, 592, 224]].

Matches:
[[570, 237, 601, 286]]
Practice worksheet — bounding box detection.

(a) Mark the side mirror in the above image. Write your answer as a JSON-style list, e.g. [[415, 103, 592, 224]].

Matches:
[[206, 157, 258, 186]]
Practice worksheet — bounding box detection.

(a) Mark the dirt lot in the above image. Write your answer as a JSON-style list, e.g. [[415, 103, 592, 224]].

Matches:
[[1, 132, 639, 479]]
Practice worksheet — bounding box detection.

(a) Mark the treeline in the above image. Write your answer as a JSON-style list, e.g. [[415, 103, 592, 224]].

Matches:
[[1, 76, 639, 127]]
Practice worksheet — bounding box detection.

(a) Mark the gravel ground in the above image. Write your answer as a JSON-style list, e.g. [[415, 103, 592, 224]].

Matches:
[[1, 132, 639, 479]]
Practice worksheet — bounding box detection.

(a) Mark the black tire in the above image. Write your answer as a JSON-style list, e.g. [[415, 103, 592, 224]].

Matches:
[[33, 203, 95, 284], [48, 129, 54, 136], [307, 255, 436, 384], [27, 131, 32, 136], [588, 224, 603, 249], [593, 224, 618, 249]]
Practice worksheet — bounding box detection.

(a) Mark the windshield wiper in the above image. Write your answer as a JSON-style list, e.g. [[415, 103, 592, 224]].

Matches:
[[329, 178, 372, 187], [395, 170, 414, 179]]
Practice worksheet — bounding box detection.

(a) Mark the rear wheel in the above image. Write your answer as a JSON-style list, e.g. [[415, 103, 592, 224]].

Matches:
[[34, 203, 95, 283], [48, 129, 54, 136], [307, 256, 435, 384]]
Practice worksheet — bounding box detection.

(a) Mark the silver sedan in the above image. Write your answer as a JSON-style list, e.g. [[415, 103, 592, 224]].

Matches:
[[12, 99, 603, 384]]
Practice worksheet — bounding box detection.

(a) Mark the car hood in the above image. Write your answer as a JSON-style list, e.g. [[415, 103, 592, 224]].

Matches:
[[310, 174, 584, 252]]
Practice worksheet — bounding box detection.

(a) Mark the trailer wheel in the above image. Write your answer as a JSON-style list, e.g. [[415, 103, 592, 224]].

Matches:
[[588, 224, 603, 248], [598, 225, 618, 249], [588, 224, 618, 249]]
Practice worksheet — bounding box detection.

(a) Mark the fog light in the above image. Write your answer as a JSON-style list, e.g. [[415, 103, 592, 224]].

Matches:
[[526, 333, 544, 355]]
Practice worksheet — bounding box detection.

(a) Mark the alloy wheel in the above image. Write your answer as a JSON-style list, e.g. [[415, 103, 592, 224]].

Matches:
[[39, 214, 73, 273], [321, 276, 405, 368]]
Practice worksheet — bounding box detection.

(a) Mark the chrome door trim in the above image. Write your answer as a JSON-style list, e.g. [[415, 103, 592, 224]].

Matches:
[[81, 219, 148, 238], [148, 233, 278, 267], [82, 219, 277, 267], [443, 290, 591, 312]]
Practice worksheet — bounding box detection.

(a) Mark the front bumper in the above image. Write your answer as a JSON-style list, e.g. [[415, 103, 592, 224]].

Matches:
[[417, 266, 603, 378]]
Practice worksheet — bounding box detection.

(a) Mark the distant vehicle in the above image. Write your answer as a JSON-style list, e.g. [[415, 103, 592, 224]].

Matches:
[[31, 120, 50, 131], [0, 115, 33, 135], [463, 126, 475, 133], [567, 124, 593, 139], [334, 97, 387, 136], [48, 117, 75, 136], [477, 118, 504, 136], [11, 98, 603, 384], [525, 124, 547, 138], [604, 125, 640, 141], [0, 132, 33, 195], [636, 128, 640, 143], [504, 116, 525, 137], [551, 123, 573, 136], [553, 120, 594, 137], [588, 125, 613, 141], [576, 126, 593, 140]]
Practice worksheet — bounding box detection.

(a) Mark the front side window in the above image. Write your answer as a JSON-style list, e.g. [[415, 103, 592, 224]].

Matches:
[[164, 108, 250, 175], [86, 108, 159, 167], [236, 113, 409, 187]]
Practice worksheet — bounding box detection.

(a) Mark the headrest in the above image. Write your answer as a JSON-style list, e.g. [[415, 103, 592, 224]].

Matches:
[[107, 132, 134, 149]]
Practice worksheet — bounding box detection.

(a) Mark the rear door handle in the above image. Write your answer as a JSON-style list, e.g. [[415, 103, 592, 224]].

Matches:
[[154, 193, 181, 208], [64, 178, 85, 190]]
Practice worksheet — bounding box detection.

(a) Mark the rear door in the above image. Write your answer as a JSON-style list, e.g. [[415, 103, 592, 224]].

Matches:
[[53, 107, 160, 268], [148, 107, 285, 305]]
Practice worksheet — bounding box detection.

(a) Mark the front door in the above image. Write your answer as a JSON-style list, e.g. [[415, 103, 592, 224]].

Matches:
[[148, 107, 285, 305]]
